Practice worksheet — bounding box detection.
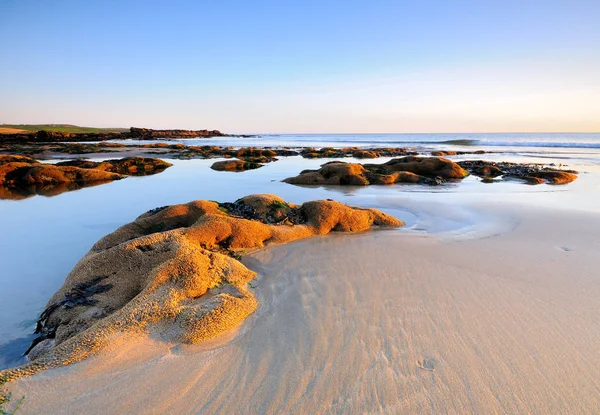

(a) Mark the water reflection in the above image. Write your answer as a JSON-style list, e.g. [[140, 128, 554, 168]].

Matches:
[[0, 180, 116, 200]]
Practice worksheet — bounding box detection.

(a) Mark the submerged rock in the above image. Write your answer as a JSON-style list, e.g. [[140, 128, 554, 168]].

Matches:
[[284, 156, 469, 186], [0, 194, 402, 382]]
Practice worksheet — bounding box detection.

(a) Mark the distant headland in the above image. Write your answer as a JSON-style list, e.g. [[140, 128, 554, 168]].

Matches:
[[0, 125, 233, 143]]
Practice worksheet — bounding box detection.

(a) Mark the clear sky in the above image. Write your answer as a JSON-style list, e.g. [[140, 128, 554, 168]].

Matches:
[[1, 0, 599, 133]]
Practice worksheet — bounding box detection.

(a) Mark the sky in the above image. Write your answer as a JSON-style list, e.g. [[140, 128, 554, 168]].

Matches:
[[0, 0, 599, 133]]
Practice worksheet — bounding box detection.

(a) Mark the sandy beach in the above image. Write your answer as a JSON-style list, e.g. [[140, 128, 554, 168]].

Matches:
[[3, 1, 600, 412], [5, 200, 600, 414]]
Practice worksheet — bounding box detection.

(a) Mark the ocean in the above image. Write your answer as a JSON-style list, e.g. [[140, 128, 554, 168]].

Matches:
[[117, 132, 600, 150]]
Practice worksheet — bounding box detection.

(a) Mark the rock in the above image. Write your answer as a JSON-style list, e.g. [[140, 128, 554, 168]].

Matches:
[[284, 156, 468, 186], [458, 160, 578, 185], [0, 162, 123, 187], [431, 151, 457, 156], [0, 195, 402, 383], [0, 155, 172, 199], [210, 159, 263, 172], [375, 156, 469, 179], [352, 150, 379, 159], [0, 154, 37, 165], [56, 157, 172, 176], [531, 170, 578, 184], [26, 339, 55, 362], [299, 147, 417, 159], [235, 148, 277, 159]]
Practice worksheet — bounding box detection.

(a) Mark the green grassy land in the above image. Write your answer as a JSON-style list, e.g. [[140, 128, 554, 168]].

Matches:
[[0, 124, 127, 134]]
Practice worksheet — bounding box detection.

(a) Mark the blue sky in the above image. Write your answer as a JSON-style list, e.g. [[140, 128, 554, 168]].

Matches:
[[1, 0, 599, 133]]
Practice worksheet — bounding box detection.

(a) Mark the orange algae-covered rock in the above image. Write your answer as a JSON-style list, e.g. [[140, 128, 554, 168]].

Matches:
[[0, 194, 402, 383], [210, 159, 263, 172], [284, 156, 466, 186]]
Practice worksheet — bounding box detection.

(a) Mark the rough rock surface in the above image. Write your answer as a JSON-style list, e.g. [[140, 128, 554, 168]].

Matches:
[[0, 195, 402, 383], [284, 156, 469, 186], [0, 155, 171, 199], [431, 150, 486, 156], [0, 157, 124, 187], [458, 160, 579, 184], [210, 159, 263, 172], [300, 147, 417, 159], [56, 157, 172, 176]]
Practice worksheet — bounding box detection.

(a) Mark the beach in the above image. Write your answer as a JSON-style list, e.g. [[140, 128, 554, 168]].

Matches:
[[4, 201, 600, 414], [1, 134, 600, 414], [3, 0, 600, 411]]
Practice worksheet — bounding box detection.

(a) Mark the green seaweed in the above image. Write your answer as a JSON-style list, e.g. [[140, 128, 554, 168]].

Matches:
[[0, 375, 24, 414]]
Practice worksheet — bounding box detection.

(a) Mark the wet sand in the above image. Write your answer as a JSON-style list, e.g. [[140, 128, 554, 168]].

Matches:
[[5, 202, 600, 414]]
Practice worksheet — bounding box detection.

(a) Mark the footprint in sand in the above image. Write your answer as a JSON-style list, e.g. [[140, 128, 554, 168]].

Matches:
[[557, 246, 573, 252], [417, 357, 438, 372]]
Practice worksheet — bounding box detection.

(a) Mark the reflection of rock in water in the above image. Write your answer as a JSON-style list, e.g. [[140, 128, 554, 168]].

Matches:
[[0, 155, 172, 200], [0, 194, 403, 383], [0, 180, 120, 200]]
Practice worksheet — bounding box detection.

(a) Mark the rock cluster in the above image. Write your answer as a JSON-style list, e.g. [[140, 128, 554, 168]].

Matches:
[[284, 156, 579, 187], [0, 195, 402, 382], [431, 150, 486, 156], [284, 156, 470, 186], [56, 157, 172, 176], [300, 147, 417, 159], [0, 155, 171, 199], [210, 159, 264, 172], [457, 160, 579, 184]]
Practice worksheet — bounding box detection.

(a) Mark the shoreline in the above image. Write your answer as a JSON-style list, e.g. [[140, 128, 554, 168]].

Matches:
[[4, 201, 600, 414]]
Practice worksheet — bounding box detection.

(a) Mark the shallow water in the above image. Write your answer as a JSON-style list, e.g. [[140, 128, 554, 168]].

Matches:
[[0, 140, 599, 369]]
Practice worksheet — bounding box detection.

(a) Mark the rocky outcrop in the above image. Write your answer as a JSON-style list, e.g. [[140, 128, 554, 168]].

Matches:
[[431, 150, 486, 156], [56, 157, 172, 176], [0, 195, 402, 382], [458, 160, 578, 184], [210, 159, 263, 172], [374, 156, 470, 179], [128, 127, 226, 139], [0, 155, 172, 199], [431, 150, 457, 156], [0, 158, 124, 188], [284, 157, 578, 187], [300, 147, 417, 159], [284, 156, 469, 186], [352, 150, 379, 159]]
